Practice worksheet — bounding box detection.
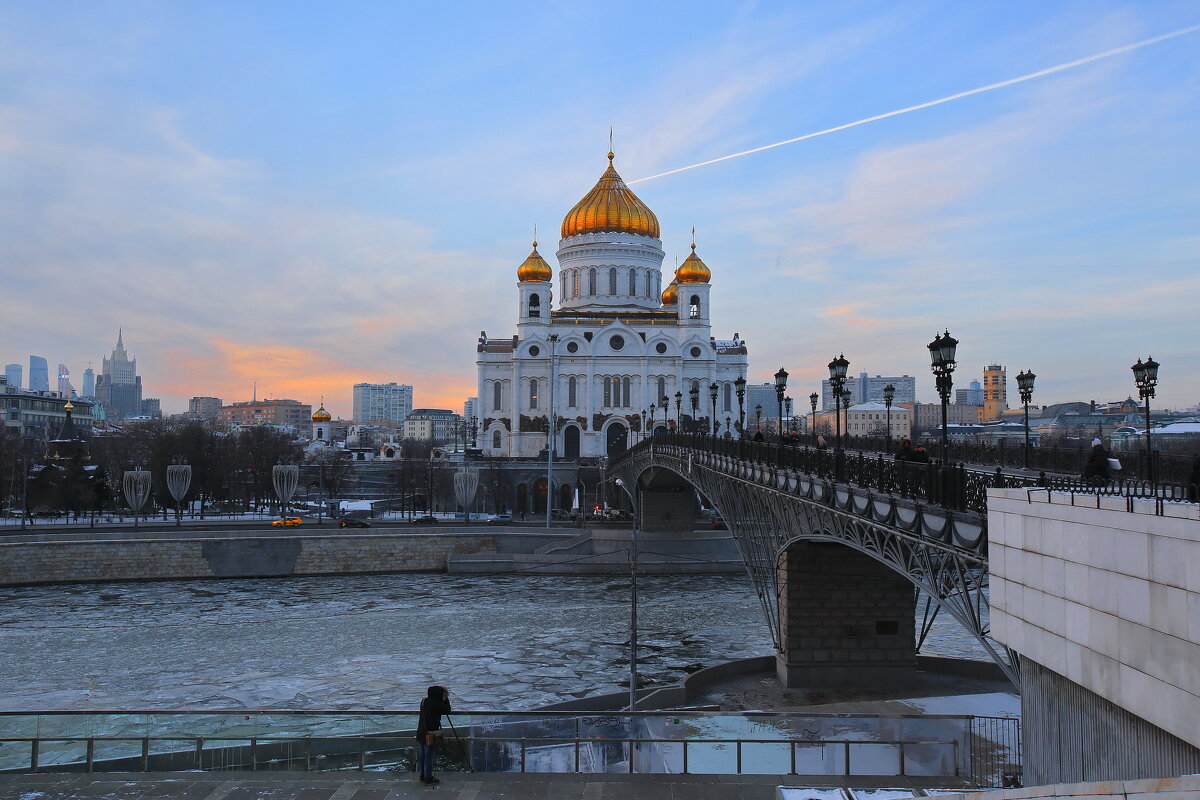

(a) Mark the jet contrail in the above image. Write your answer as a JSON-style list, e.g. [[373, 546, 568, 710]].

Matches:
[[629, 24, 1200, 184]]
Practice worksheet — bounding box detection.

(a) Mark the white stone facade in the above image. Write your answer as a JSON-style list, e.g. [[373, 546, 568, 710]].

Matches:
[[988, 487, 1200, 748]]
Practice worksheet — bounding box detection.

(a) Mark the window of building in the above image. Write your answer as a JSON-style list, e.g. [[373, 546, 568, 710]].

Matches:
[[629, 270, 637, 296], [690, 346, 702, 358], [528, 345, 540, 357], [528, 293, 540, 317], [690, 295, 701, 319], [657, 377, 666, 402], [530, 379, 538, 409], [622, 377, 630, 408], [723, 383, 732, 412], [493, 382, 502, 411], [609, 335, 624, 351], [561, 273, 567, 301], [568, 376, 577, 408], [655, 342, 667, 354], [572, 271, 579, 297], [603, 377, 612, 407], [589, 268, 597, 295], [646, 272, 652, 297], [566, 341, 578, 353], [492, 430, 502, 449], [609, 267, 617, 295]]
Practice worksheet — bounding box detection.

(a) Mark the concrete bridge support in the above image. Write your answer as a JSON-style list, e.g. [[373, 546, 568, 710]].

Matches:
[[777, 541, 917, 688]]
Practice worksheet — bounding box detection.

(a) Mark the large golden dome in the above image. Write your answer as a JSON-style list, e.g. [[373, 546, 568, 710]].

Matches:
[[661, 276, 679, 306], [561, 153, 660, 239], [677, 243, 711, 284], [516, 241, 552, 282], [312, 405, 331, 423]]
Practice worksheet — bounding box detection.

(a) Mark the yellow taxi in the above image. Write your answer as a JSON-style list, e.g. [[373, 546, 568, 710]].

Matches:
[[271, 516, 303, 527]]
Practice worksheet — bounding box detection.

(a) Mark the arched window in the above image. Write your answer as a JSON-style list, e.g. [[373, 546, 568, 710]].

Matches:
[[622, 377, 631, 408], [493, 382, 502, 411], [573, 270, 580, 297], [492, 430, 502, 449], [528, 293, 540, 318], [568, 376, 577, 408], [608, 267, 617, 295], [529, 379, 539, 410], [690, 295, 701, 319], [589, 268, 597, 295], [646, 271, 653, 297], [723, 383, 732, 412], [657, 377, 666, 403], [692, 380, 700, 394], [603, 377, 612, 407], [629, 269, 637, 296], [561, 273, 567, 302]]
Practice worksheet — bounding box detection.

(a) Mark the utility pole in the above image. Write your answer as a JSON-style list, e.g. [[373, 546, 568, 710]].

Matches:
[[545, 334, 559, 528]]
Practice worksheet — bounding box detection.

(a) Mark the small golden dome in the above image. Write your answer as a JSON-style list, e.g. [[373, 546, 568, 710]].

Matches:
[[561, 153, 660, 239], [312, 405, 331, 422], [516, 242, 553, 282], [661, 277, 679, 306], [677, 243, 711, 284], [63, 400, 74, 412]]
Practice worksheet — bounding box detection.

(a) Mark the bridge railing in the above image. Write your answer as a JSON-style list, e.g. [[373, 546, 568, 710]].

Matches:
[[620, 434, 1196, 515]]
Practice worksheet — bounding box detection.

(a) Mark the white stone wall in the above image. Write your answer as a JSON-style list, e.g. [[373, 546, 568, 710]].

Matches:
[[988, 488, 1200, 747]]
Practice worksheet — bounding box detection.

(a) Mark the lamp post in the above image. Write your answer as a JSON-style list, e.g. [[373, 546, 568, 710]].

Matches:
[[883, 384, 895, 453], [774, 367, 788, 440], [546, 333, 559, 528], [735, 375, 746, 435], [809, 392, 818, 439], [927, 330, 959, 462], [614, 476, 639, 711], [755, 404, 762, 433], [647, 405, 655, 439], [785, 397, 794, 435], [659, 396, 668, 435], [123, 464, 151, 529], [709, 383, 719, 436], [827, 354, 849, 451], [688, 384, 699, 433], [1131, 356, 1159, 482], [674, 392, 682, 429], [166, 458, 192, 527], [1016, 370, 1036, 469]]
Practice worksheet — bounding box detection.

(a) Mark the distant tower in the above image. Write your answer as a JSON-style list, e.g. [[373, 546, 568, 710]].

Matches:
[[57, 364, 76, 397], [97, 330, 143, 419], [3, 363, 21, 389], [82, 367, 95, 398], [983, 364, 1008, 421], [28, 356, 49, 392], [312, 401, 332, 442]]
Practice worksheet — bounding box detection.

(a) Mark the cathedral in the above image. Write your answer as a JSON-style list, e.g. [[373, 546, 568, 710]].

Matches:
[[477, 151, 749, 460]]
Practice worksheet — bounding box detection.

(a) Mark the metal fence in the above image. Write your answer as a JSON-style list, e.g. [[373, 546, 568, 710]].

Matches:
[[0, 709, 1020, 787]]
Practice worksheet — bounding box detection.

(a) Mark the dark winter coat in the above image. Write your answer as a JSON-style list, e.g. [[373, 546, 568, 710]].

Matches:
[[415, 686, 452, 741], [1084, 444, 1110, 481]]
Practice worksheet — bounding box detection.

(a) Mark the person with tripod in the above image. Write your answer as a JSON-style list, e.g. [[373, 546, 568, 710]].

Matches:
[[415, 685, 451, 784]]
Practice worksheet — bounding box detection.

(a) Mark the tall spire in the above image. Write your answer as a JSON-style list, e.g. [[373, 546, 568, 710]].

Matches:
[[117, 328, 123, 347]]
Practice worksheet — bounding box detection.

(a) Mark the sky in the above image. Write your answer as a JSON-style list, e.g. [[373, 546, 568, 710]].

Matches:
[[2, 1, 1198, 417]]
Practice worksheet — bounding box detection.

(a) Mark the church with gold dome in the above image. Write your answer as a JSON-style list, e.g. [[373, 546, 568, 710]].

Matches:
[[477, 151, 749, 460]]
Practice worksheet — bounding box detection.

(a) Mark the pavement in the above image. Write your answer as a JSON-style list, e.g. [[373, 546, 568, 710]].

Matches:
[[0, 771, 973, 799]]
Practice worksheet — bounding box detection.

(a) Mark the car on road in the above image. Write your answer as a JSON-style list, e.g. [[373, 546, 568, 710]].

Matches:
[[412, 515, 438, 525], [338, 518, 370, 529], [271, 516, 303, 527], [487, 514, 512, 526]]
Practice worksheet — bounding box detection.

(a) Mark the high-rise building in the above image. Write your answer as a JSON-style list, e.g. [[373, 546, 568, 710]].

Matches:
[[28, 356, 49, 392], [82, 367, 95, 398], [57, 364, 76, 397], [140, 398, 162, 418], [96, 330, 143, 419], [983, 364, 1008, 421], [955, 379, 984, 406], [821, 373, 916, 410], [218, 399, 312, 428], [4, 364, 21, 389], [188, 396, 223, 419], [352, 382, 413, 423]]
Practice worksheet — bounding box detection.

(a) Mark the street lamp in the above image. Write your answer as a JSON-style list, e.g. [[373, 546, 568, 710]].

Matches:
[[785, 397, 794, 435], [709, 383, 719, 436], [734, 375, 747, 434], [883, 383, 895, 453], [674, 392, 682, 429], [688, 384, 699, 433], [774, 367, 788, 440], [546, 333, 559, 528], [1131, 356, 1159, 482], [927, 330, 959, 462], [1016, 370, 1036, 469], [647, 405, 655, 438], [755, 404, 762, 432], [827, 354, 849, 451], [659, 396, 668, 435], [809, 392, 818, 439]]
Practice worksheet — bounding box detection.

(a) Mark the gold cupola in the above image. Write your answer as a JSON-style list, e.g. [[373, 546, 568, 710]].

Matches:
[[677, 242, 711, 284], [561, 152, 660, 239], [516, 241, 553, 282], [312, 405, 331, 423], [661, 276, 679, 306]]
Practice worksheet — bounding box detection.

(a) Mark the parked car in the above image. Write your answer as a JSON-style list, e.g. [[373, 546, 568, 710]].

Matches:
[[271, 516, 303, 527], [338, 518, 370, 529], [412, 515, 438, 525], [487, 514, 512, 526]]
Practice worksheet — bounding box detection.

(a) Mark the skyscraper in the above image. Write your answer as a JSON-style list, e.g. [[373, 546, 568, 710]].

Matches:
[[57, 364, 76, 397], [983, 365, 1008, 421], [96, 330, 143, 419], [28, 356, 49, 392], [3, 364, 21, 389], [82, 367, 95, 398], [352, 382, 414, 423]]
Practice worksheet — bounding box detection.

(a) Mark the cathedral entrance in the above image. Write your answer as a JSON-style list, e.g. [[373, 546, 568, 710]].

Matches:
[[563, 425, 580, 459], [606, 424, 628, 457], [560, 484, 574, 512]]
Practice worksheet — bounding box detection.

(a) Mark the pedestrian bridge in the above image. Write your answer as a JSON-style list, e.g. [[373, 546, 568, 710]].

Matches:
[[607, 435, 1048, 687]]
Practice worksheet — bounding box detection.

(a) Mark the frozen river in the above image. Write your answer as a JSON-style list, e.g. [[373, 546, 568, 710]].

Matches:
[[0, 573, 989, 711]]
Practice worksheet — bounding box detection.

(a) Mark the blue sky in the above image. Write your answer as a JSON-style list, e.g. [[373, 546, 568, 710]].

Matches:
[[2, 1, 1197, 415]]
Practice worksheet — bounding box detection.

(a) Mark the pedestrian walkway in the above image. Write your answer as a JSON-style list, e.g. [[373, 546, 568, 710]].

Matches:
[[0, 771, 971, 799]]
